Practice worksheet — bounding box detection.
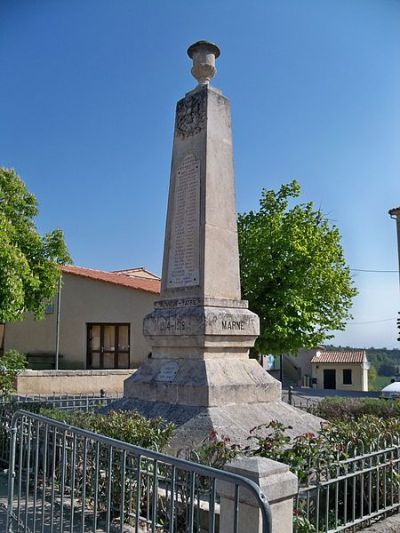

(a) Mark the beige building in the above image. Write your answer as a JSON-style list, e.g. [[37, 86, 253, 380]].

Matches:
[[3, 265, 161, 370], [266, 347, 324, 387], [311, 350, 369, 392]]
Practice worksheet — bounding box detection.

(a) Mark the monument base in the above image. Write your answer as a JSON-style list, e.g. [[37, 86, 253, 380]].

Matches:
[[105, 396, 322, 453], [117, 358, 322, 453], [123, 357, 281, 406]]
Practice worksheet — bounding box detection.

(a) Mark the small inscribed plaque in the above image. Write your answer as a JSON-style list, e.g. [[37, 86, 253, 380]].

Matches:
[[167, 154, 200, 288], [155, 361, 179, 383]]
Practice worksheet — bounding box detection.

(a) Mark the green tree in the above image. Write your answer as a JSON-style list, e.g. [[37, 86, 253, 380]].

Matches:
[[378, 362, 396, 377], [0, 168, 71, 322], [368, 365, 378, 390], [238, 181, 357, 355]]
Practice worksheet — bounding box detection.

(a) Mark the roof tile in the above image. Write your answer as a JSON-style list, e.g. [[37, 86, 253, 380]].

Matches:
[[61, 265, 160, 294], [311, 350, 367, 364]]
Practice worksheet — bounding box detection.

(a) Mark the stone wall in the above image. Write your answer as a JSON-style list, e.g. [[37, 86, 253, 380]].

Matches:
[[15, 369, 136, 396]]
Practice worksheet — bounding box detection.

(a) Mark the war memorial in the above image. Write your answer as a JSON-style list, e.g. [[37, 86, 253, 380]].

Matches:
[[120, 41, 319, 451]]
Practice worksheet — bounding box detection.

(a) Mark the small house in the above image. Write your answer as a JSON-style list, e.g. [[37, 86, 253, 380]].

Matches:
[[310, 350, 369, 392]]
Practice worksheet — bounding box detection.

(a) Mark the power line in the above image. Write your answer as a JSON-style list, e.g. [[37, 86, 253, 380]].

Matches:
[[351, 268, 399, 273], [346, 317, 397, 325]]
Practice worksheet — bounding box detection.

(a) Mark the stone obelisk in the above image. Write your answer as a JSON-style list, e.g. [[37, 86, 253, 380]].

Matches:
[[123, 41, 319, 449]]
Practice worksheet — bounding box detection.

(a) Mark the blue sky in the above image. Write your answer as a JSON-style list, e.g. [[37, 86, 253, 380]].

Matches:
[[0, 0, 399, 348]]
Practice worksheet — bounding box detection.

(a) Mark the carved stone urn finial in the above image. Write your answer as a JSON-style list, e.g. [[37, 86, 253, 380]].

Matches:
[[187, 40, 221, 86]]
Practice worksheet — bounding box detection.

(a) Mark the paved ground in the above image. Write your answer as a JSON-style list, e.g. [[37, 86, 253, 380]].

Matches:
[[0, 470, 94, 532], [283, 386, 382, 399], [0, 471, 154, 532], [359, 513, 400, 532]]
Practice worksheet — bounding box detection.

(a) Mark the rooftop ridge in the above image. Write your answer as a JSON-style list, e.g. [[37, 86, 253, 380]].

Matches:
[[311, 349, 367, 364]]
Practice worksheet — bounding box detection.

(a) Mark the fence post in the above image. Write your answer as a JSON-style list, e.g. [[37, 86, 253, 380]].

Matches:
[[6, 417, 19, 532], [219, 457, 298, 533], [288, 385, 293, 405]]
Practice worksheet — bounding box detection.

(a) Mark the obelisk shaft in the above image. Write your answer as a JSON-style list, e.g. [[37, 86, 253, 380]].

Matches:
[[161, 85, 241, 302]]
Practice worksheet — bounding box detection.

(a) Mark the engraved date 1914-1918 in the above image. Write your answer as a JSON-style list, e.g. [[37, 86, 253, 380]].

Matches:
[[159, 317, 185, 332]]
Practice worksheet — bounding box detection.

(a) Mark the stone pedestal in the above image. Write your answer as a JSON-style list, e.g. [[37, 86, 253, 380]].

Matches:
[[122, 41, 320, 452], [219, 457, 298, 533]]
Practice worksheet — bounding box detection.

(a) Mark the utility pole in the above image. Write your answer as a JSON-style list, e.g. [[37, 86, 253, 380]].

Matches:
[[389, 207, 400, 347], [389, 207, 400, 286], [55, 275, 62, 370]]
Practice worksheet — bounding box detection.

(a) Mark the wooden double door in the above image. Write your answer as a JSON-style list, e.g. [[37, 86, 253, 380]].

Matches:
[[87, 323, 130, 369]]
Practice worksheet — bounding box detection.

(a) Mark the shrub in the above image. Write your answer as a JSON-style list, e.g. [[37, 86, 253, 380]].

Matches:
[[40, 408, 175, 451], [34, 408, 175, 526], [190, 431, 241, 469], [0, 349, 27, 395], [311, 397, 400, 421]]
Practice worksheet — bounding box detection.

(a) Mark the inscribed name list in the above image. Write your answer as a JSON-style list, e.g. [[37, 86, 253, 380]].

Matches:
[[167, 154, 200, 288]]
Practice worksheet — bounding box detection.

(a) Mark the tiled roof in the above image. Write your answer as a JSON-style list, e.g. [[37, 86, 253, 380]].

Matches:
[[311, 350, 367, 364], [112, 268, 160, 280], [61, 265, 160, 294]]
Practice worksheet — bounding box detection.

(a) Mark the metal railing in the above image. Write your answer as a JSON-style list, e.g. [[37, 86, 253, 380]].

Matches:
[[6, 410, 272, 532], [0, 392, 122, 410], [0, 393, 121, 466], [295, 437, 400, 532], [282, 387, 382, 406], [282, 388, 320, 412]]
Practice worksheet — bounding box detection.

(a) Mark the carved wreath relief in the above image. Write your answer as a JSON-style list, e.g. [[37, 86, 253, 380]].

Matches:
[[175, 91, 206, 139]]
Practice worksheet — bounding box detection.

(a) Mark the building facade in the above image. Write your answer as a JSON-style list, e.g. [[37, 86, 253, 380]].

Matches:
[[266, 347, 324, 387], [311, 350, 369, 392], [3, 265, 160, 370]]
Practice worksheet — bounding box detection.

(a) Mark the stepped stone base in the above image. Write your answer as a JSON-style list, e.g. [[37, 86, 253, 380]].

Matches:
[[104, 396, 322, 453], [123, 357, 281, 406], [113, 359, 322, 453]]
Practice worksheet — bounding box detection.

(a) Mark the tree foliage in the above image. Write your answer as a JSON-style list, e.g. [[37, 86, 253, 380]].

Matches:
[[378, 363, 397, 377], [0, 168, 71, 322], [238, 181, 357, 355], [368, 365, 378, 390]]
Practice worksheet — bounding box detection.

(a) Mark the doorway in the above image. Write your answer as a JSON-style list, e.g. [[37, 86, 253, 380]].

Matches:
[[323, 369, 336, 389], [87, 323, 130, 369]]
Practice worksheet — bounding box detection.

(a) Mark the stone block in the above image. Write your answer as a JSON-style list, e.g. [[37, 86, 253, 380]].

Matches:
[[124, 357, 281, 407], [219, 457, 298, 533], [16, 369, 134, 396], [143, 305, 260, 338]]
